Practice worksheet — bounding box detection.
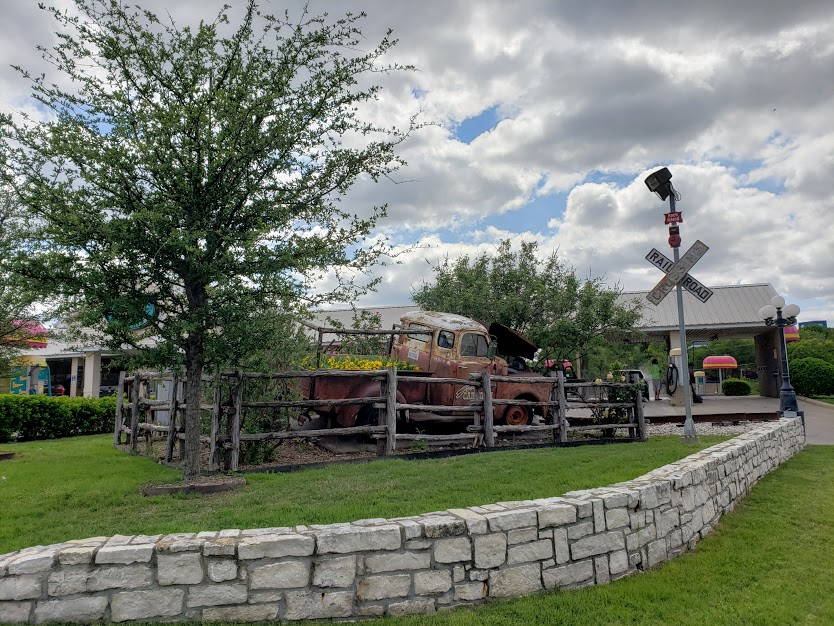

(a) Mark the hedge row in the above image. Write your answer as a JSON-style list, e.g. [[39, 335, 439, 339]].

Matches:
[[722, 378, 751, 396], [791, 357, 834, 397], [0, 395, 117, 443]]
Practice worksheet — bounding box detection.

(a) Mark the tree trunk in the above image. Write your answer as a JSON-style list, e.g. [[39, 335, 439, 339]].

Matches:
[[183, 336, 204, 479]]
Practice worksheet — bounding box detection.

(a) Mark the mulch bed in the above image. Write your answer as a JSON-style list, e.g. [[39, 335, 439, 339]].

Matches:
[[140, 475, 246, 497]]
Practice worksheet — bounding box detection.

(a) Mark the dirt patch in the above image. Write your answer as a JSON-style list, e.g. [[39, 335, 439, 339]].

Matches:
[[141, 475, 246, 497], [0, 451, 16, 461]]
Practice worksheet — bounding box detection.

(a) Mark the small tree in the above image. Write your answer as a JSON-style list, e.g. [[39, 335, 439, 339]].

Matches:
[[412, 239, 642, 363], [2, 1, 417, 477]]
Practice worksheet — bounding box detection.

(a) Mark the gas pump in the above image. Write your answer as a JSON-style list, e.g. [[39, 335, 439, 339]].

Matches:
[[666, 347, 682, 395], [9, 357, 51, 395]]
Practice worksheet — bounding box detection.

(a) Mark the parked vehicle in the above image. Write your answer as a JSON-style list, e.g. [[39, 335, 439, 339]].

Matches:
[[302, 311, 553, 428]]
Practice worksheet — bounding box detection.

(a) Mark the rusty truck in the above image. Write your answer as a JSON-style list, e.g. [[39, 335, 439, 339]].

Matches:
[[301, 311, 553, 428]]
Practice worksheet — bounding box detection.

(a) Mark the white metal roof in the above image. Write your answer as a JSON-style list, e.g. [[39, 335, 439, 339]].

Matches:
[[620, 283, 778, 340]]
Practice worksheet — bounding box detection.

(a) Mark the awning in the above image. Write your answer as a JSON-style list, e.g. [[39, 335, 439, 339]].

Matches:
[[2, 320, 48, 349], [702, 355, 738, 369], [784, 326, 799, 342]]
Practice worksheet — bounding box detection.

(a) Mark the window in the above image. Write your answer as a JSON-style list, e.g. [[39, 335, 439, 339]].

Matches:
[[437, 331, 454, 349], [406, 323, 432, 344], [460, 333, 489, 357]]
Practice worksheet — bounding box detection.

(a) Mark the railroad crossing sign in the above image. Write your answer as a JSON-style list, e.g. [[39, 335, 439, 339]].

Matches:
[[645, 240, 712, 305]]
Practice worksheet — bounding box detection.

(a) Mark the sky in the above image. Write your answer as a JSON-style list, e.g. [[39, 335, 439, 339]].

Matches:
[[1, 0, 833, 326]]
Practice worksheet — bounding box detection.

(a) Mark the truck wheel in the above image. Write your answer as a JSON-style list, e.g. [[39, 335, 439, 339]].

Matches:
[[503, 405, 533, 426]]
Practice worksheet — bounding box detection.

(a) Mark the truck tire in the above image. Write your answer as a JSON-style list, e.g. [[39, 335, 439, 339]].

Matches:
[[503, 405, 534, 426]]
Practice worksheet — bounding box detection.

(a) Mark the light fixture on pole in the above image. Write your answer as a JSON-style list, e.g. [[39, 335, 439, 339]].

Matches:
[[644, 167, 697, 443], [759, 295, 801, 416]]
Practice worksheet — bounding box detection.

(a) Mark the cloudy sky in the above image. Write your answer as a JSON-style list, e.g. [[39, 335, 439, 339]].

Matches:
[[2, 0, 833, 325]]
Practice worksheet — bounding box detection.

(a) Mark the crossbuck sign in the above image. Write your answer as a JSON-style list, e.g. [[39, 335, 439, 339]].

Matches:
[[645, 240, 713, 306]]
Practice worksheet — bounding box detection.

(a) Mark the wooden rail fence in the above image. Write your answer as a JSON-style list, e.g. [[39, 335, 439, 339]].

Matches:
[[114, 369, 646, 471]]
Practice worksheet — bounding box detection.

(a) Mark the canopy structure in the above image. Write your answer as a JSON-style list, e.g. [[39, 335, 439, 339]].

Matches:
[[2, 320, 48, 349], [784, 326, 800, 342], [702, 355, 738, 393], [702, 355, 738, 369]]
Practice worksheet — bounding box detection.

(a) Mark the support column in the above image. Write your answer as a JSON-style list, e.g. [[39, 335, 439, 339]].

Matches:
[[755, 330, 780, 398], [69, 357, 80, 397], [83, 352, 102, 398]]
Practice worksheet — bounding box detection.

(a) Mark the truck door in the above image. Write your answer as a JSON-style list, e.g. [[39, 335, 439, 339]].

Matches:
[[454, 332, 493, 405]]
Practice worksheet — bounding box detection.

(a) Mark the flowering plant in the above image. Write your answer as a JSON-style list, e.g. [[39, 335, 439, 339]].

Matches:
[[300, 354, 418, 371]]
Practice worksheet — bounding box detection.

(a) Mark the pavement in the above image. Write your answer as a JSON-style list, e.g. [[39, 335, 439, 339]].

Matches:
[[643, 394, 834, 445]]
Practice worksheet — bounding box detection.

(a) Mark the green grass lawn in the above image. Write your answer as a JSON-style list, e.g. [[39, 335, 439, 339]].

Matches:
[[812, 395, 834, 405], [0, 434, 725, 555]]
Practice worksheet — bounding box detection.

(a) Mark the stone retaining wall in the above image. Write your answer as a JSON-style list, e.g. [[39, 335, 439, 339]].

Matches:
[[0, 418, 805, 624]]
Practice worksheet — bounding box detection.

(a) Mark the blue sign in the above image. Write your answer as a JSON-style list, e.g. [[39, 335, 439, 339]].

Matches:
[[105, 302, 157, 330], [799, 320, 828, 328]]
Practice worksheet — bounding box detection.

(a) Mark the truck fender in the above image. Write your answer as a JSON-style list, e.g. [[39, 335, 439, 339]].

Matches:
[[336, 380, 385, 427]]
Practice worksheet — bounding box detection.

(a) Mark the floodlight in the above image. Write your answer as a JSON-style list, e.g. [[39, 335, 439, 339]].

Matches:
[[644, 167, 673, 201]]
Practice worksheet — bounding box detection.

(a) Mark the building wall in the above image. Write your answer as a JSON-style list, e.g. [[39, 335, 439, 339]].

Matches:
[[0, 419, 805, 624]]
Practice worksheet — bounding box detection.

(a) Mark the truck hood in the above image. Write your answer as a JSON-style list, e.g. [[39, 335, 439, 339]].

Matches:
[[488, 322, 538, 360]]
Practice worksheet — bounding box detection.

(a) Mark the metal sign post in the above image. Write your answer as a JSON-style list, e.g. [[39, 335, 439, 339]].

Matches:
[[644, 193, 706, 443]]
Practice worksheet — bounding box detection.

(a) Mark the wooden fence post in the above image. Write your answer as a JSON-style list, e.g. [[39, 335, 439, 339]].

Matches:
[[144, 378, 154, 455], [230, 372, 244, 472], [165, 375, 179, 462], [481, 371, 495, 448], [114, 371, 126, 446], [385, 367, 397, 455], [209, 381, 222, 471], [635, 387, 647, 442], [557, 371, 568, 443], [130, 374, 140, 451]]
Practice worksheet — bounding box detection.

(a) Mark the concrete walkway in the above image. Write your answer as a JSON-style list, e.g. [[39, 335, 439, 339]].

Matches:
[[643, 394, 834, 445]]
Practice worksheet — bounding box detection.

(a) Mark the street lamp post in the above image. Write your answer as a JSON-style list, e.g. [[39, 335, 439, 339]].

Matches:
[[758, 295, 801, 416]]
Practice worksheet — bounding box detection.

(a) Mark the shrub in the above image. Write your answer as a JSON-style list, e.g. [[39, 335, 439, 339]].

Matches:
[[0, 395, 117, 443], [722, 378, 751, 396], [790, 358, 834, 397]]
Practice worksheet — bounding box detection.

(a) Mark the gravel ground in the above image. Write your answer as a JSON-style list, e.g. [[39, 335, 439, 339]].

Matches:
[[647, 420, 771, 437]]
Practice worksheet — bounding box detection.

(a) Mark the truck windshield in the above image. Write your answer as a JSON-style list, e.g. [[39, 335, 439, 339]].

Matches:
[[460, 333, 489, 358]]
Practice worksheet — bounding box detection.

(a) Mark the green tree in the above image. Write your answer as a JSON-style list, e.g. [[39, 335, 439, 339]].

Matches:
[[412, 239, 642, 363], [787, 326, 834, 366], [0, 184, 39, 378], [1, 1, 417, 477]]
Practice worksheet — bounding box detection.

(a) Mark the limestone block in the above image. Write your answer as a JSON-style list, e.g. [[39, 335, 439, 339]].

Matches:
[[507, 540, 553, 565], [94, 544, 154, 565], [507, 527, 538, 545], [187, 584, 248, 607], [249, 561, 310, 590], [237, 534, 314, 560], [56, 547, 95, 567], [313, 556, 356, 588], [553, 528, 570, 565], [447, 509, 488, 535], [538, 504, 577, 528], [395, 519, 423, 540], [570, 531, 625, 560], [605, 508, 630, 530], [202, 603, 279, 622], [405, 539, 432, 550], [316, 525, 401, 554], [356, 574, 410, 601], [434, 537, 472, 564], [602, 492, 632, 509], [594, 556, 610, 584], [48, 568, 89, 596], [473, 533, 506, 571], [388, 598, 435, 616], [453, 565, 465, 582], [567, 521, 594, 540], [414, 570, 452, 595], [542, 560, 594, 590], [365, 551, 430, 573], [609, 550, 629, 575], [0, 576, 42, 601], [284, 590, 353, 620], [8, 553, 55, 576], [158, 552, 203, 585], [469, 569, 488, 581], [488, 564, 542, 598], [207, 559, 238, 583], [87, 565, 152, 592], [111, 589, 184, 622], [646, 539, 668, 568], [656, 509, 681, 538], [33, 597, 107, 624], [203, 538, 238, 557], [0, 601, 32, 623], [249, 591, 282, 603], [485, 509, 537, 532], [422, 516, 467, 538], [104, 535, 133, 547], [454, 581, 487, 601], [592, 500, 606, 532]]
